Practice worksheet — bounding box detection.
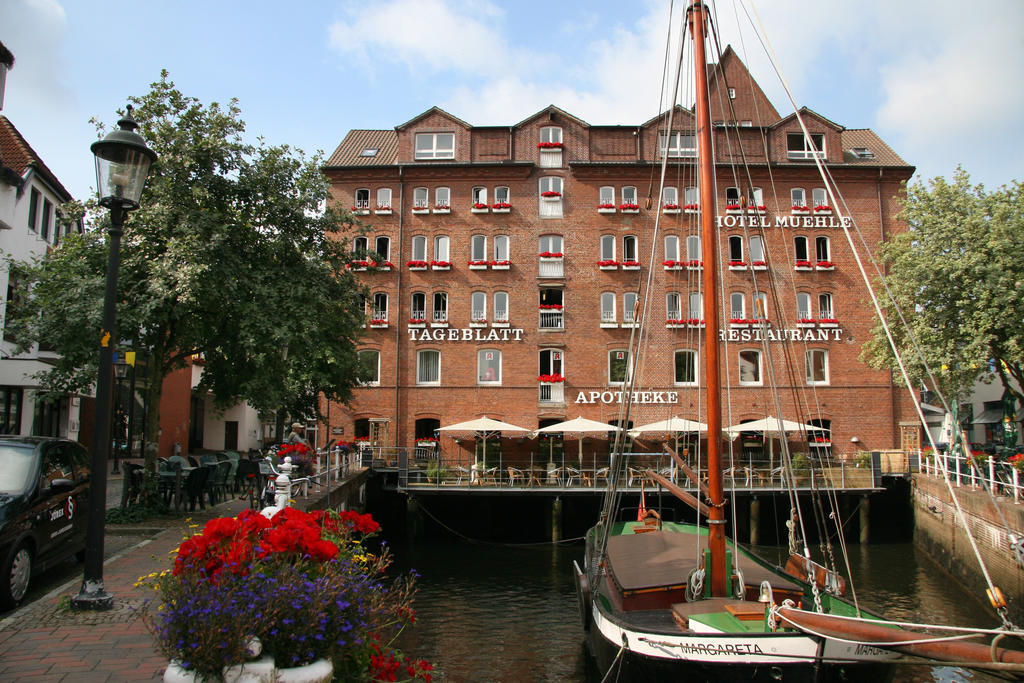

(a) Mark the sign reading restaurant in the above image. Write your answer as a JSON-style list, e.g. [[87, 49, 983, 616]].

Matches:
[[408, 327, 843, 343]]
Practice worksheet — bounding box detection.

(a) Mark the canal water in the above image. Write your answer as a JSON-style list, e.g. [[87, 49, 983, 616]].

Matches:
[[382, 504, 1002, 682]]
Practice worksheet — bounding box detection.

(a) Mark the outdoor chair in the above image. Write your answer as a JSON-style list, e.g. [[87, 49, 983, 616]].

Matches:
[[507, 466, 524, 487], [206, 460, 231, 504], [188, 456, 200, 468], [200, 454, 219, 467], [594, 467, 609, 486], [564, 467, 581, 487], [183, 466, 210, 512], [454, 466, 470, 485]]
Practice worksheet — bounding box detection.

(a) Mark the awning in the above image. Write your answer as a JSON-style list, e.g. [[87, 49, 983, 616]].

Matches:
[[975, 408, 1006, 424]]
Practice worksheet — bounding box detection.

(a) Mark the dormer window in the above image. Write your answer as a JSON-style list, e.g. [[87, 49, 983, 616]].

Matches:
[[415, 132, 455, 160], [850, 147, 875, 159], [659, 131, 697, 158], [359, 148, 379, 157], [787, 132, 825, 160], [539, 126, 563, 168]]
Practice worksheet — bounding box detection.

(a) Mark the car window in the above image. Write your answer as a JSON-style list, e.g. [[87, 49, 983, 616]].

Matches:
[[0, 444, 36, 495], [40, 445, 75, 488], [66, 442, 91, 481]]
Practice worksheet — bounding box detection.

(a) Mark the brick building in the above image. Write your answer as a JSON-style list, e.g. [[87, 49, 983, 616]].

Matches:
[[320, 48, 918, 467]]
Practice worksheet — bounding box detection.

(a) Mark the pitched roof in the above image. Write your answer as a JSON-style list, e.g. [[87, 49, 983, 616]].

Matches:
[[514, 105, 589, 129], [0, 115, 73, 199], [395, 106, 470, 131], [841, 129, 912, 168], [324, 129, 398, 167]]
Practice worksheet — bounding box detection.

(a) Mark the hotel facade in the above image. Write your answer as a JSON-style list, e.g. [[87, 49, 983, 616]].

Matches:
[[320, 49, 918, 467]]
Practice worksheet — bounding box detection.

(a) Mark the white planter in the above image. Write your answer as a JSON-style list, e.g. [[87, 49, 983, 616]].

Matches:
[[662, 208, 681, 215], [471, 207, 489, 214], [621, 265, 641, 271], [597, 208, 616, 214], [491, 264, 510, 270], [468, 264, 488, 270], [408, 322, 425, 328], [663, 265, 682, 271], [491, 207, 510, 214], [684, 208, 699, 215], [408, 266, 427, 271], [816, 265, 835, 271], [728, 265, 747, 271], [374, 209, 392, 215], [599, 265, 618, 271], [431, 265, 450, 271], [600, 322, 618, 328], [411, 208, 429, 215], [353, 209, 370, 216], [794, 265, 813, 272], [432, 208, 450, 214], [620, 208, 639, 214]]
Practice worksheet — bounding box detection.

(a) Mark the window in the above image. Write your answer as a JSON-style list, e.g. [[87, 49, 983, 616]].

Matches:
[[806, 349, 828, 385], [493, 291, 509, 322], [472, 186, 487, 205], [662, 186, 678, 206], [688, 292, 703, 319], [609, 350, 632, 385], [435, 186, 450, 209], [27, 188, 40, 231], [659, 131, 697, 157], [600, 186, 615, 205], [353, 236, 368, 256], [357, 350, 380, 386], [359, 148, 378, 157], [471, 234, 487, 261], [411, 235, 427, 261], [601, 292, 616, 323], [816, 236, 831, 261], [812, 188, 829, 208], [540, 126, 563, 145], [41, 199, 52, 241], [752, 291, 768, 319], [539, 288, 563, 328], [796, 293, 811, 319], [684, 186, 699, 206], [686, 235, 701, 261], [726, 186, 741, 205], [664, 235, 680, 262], [600, 235, 616, 261], [787, 132, 825, 160], [494, 186, 510, 204], [434, 235, 450, 261], [739, 350, 761, 385], [850, 147, 875, 159], [728, 88, 736, 99], [478, 349, 501, 384], [374, 236, 391, 261], [539, 177, 563, 217], [622, 235, 638, 262], [621, 186, 637, 205], [411, 292, 426, 320], [791, 188, 806, 207], [539, 234, 563, 255], [413, 187, 429, 209], [623, 292, 637, 323], [493, 235, 509, 261], [377, 188, 392, 209], [729, 235, 744, 262], [471, 291, 487, 322], [417, 350, 441, 384], [372, 292, 388, 321], [794, 236, 809, 262], [748, 187, 763, 207], [539, 349, 563, 376], [674, 350, 697, 385], [415, 132, 455, 159], [355, 188, 370, 209], [666, 292, 682, 320], [818, 293, 834, 319], [415, 418, 440, 441], [0, 387, 23, 435], [432, 292, 448, 323], [730, 292, 745, 319], [749, 236, 765, 263]]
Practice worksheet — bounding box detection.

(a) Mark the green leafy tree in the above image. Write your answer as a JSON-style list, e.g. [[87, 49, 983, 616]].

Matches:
[[7, 72, 368, 474], [863, 168, 1024, 408]]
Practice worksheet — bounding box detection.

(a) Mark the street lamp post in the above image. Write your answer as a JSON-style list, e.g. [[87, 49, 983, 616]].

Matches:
[[72, 106, 156, 611]]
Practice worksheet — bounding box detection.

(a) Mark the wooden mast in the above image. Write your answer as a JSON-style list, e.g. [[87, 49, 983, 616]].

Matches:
[[689, 0, 727, 597]]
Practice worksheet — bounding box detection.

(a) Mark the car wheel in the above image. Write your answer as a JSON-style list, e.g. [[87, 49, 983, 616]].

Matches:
[[0, 543, 32, 610]]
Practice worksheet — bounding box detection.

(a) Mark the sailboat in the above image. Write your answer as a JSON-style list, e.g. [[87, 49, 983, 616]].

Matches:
[[574, 2, 1024, 680]]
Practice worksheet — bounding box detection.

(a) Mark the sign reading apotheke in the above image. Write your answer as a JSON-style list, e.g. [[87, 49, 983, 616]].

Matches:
[[576, 390, 679, 405], [408, 327, 526, 342]]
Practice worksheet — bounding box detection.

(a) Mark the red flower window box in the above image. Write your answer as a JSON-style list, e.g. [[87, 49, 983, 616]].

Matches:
[[406, 260, 428, 269], [491, 202, 512, 210], [540, 191, 562, 198], [538, 304, 563, 310], [813, 205, 832, 213], [621, 261, 641, 268], [598, 260, 620, 267], [663, 204, 680, 210], [490, 260, 510, 266], [619, 203, 640, 211], [408, 318, 426, 324], [816, 260, 834, 268], [538, 251, 563, 258], [728, 261, 747, 267], [537, 373, 565, 382], [537, 142, 564, 149]]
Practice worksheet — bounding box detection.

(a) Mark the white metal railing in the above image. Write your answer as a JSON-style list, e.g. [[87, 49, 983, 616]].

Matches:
[[539, 382, 565, 403], [471, 308, 486, 322], [432, 310, 448, 324], [411, 308, 425, 320], [494, 308, 508, 322], [921, 451, 1022, 503], [601, 310, 616, 323], [539, 310, 564, 329], [538, 258, 564, 278]]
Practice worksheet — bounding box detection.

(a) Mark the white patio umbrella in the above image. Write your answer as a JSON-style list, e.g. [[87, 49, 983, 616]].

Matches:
[[535, 417, 620, 468], [438, 416, 529, 469], [630, 417, 709, 460], [724, 416, 828, 469]]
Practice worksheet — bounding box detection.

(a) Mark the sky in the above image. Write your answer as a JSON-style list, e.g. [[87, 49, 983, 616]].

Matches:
[[2, 0, 1022, 203]]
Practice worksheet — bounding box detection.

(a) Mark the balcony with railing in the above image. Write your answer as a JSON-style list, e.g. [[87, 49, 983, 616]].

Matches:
[[493, 307, 509, 327], [601, 310, 617, 328], [538, 382, 565, 404], [431, 310, 449, 326], [370, 308, 388, 328], [538, 255, 564, 278], [539, 307, 564, 329]]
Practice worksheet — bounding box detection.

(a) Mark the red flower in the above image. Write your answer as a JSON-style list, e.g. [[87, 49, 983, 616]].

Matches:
[[795, 260, 813, 267], [537, 373, 565, 382], [537, 141, 564, 149], [621, 260, 640, 267], [791, 205, 809, 211], [816, 260, 834, 268], [540, 191, 562, 198], [814, 205, 832, 212], [662, 203, 680, 210], [538, 251, 563, 258], [491, 202, 512, 209], [538, 304, 563, 310], [406, 260, 428, 268], [726, 204, 742, 210], [619, 203, 640, 210], [597, 203, 615, 209], [729, 261, 746, 267], [429, 260, 451, 267], [599, 260, 620, 267], [472, 202, 488, 209]]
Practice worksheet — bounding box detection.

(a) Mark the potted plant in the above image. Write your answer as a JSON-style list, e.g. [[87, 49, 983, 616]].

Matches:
[[145, 507, 432, 682]]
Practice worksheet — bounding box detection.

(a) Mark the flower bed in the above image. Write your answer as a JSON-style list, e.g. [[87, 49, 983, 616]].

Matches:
[[141, 507, 431, 681]]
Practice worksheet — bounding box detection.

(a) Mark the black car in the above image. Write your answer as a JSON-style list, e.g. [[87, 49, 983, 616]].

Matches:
[[0, 436, 91, 609]]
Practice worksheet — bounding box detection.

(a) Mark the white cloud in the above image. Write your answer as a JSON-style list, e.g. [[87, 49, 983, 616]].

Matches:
[[0, 0, 71, 110]]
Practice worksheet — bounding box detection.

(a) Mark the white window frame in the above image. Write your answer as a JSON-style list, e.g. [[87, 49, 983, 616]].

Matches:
[[374, 236, 391, 261], [435, 186, 451, 209], [353, 236, 368, 256], [540, 126, 563, 144], [621, 186, 637, 205], [666, 292, 682, 320], [600, 235, 616, 261], [415, 132, 455, 160], [739, 350, 762, 385], [726, 186, 741, 205], [674, 349, 698, 386], [796, 293, 812, 319], [411, 235, 427, 261], [684, 186, 699, 206], [806, 349, 829, 385], [749, 235, 765, 263], [376, 187, 392, 210], [659, 131, 697, 158], [471, 234, 487, 261], [599, 186, 615, 205], [791, 188, 806, 207], [372, 292, 389, 321], [354, 188, 370, 209], [493, 235, 509, 261], [794, 235, 809, 262], [752, 291, 768, 319], [417, 349, 441, 385], [730, 292, 746, 319], [622, 235, 638, 262], [539, 348, 563, 376], [816, 236, 831, 261], [477, 349, 502, 385], [686, 236, 701, 261], [662, 186, 679, 206], [729, 235, 744, 262], [472, 186, 487, 205], [688, 292, 703, 319], [411, 292, 426, 320], [664, 235, 680, 262], [434, 235, 450, 262], [787, 132, 825, 160], [818, 293, 834, 319], [608, 349, 632, 385], [471, 291, 487, 322], [493, 291, 509, 322], [357, 349, 380, 386], [432, 292, 448, 322], [494, 186, 510, 204], [413, 187, 429, 209], [749, 187, 763, 207], [539, 177, 563, 217], [601, 292, 616, 323], [623, 292, 637, 323], [538, 234, 563, 255], [812, 188, 829, 208]]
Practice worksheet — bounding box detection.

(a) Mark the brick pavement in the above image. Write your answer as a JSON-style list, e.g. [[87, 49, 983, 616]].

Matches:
[[0, 465, 250, 682]]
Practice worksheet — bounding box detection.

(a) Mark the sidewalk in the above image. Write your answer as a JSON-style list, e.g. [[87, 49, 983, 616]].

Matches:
[[0, 461, 250, 682]]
